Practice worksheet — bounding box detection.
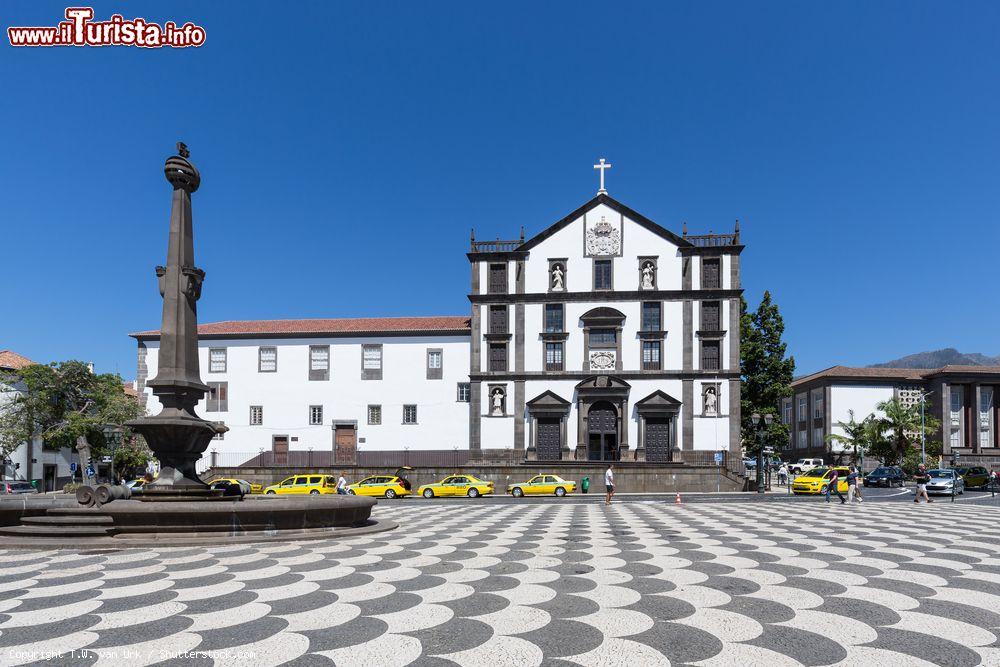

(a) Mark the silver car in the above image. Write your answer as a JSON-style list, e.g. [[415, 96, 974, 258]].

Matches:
[[925, 469, 965, 495], [2, 481, 38, 495]]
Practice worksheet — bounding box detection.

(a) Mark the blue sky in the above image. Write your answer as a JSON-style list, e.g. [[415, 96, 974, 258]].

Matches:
[[2, 1, 998, 377]]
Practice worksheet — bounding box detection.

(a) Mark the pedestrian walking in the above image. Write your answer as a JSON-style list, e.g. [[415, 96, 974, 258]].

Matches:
[[777, 463, 788, 487], [846, 466, 862, 503], [825, 468, 846, 504], [336, 471, 349, 495], [605, 464, 615, 505], [913, 464, 932, 503]]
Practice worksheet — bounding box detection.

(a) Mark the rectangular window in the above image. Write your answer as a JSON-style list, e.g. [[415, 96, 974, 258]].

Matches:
[[208, 348, 227, 373], [813, 427, 823, 447], [594, 259, 613, 290], [213, 421, 225, 440], [544, 304, 564, 333], [797, 397, 807, 422], [488, 263, 508, 294], [701, 301, 721, 331], [362, 344, 382, 380], [249, 404, 263, 425], [783, 401, 792, 425], [813, 392, 823, 419], [368, 404, 382, 425], [702, 258, 721, 289], [427, 348, 443, 380], [206, 382, 228, 412], [489, 305, 508, 333], [981, 388, 995, 448], [403, 404, 418, 424], [309, 405, 323, 426], [545, 342, 564, 371], [642, 341, 661, 370], [457, 383, 471, 402], [641, 302, 661, 331], [797, 429, 807, 448], [590, 328, 616, 347], [309, 345, 330, 381], [701, 341, 720, 370], [489, 343, 507, 372], [950, 386, 964, 448], [258, 346, 277, 373]]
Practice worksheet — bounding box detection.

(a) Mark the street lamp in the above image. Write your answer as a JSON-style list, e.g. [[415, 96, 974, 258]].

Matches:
[[919, 390, 934, 465], [752, 412, 774, 494]]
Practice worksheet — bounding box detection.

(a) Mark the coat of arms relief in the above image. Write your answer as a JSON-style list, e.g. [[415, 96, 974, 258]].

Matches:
[[585, 215, 621, 256]]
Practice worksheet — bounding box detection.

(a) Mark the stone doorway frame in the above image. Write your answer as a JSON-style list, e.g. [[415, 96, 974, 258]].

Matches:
[[635, 390, 682, 462], [574, 375, 631, 461], [526, 390, 572, 461]]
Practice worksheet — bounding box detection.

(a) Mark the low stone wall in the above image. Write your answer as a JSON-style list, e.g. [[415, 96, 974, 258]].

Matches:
[[202, 463, 746, 494]]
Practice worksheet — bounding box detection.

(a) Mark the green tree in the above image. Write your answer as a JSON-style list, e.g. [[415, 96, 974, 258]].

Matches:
[[874, 397, 940, 465], [740, 292, 796, 454], [0, 361, 145, 484], [825, 410, 868, 465]]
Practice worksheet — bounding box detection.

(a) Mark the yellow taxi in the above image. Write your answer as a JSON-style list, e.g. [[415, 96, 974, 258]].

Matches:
[[348, 467, 413, 499], [508, 474, 577, 498], [418, 474, 494, 498], [263, 474, 338, 495], [792, 466, 850, 495], [207, 478, 263, 494]]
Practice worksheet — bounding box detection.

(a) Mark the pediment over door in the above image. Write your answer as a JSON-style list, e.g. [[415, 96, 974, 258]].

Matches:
[[635, 390, 682, 413], [526, 390, 571, 415], [575, 375, 630, 396]]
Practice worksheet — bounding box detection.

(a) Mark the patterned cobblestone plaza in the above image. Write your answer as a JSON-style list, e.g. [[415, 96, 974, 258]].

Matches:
[[1, 501, 998, 666]]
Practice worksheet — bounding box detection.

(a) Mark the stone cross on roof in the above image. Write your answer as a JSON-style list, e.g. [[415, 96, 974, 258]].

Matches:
[[176, 142, 190, 158], [593, 157, 611, 194]]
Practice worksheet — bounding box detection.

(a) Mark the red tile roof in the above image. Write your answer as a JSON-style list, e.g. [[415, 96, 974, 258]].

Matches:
[[0, 350, 34, 370], [793, 364, 1000, 386], [131, 316, 472, 339]]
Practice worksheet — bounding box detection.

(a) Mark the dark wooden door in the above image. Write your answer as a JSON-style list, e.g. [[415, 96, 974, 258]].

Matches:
[[645, 417, 672, 462], [537, 419, 561, 461], [272, 436, 289, 466], [334, 425, 357, 465], [588, 402, 618, 461]]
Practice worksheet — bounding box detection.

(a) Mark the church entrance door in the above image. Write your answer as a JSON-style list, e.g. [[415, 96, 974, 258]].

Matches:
[[537, 419, 561, 461], [587, 401, 619, 461], [645, 417, 673, 462]]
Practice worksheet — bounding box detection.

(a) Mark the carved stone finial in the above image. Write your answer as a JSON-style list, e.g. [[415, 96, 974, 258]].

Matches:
[[682, 221, 688, 236], [176, 141, 190, 158]]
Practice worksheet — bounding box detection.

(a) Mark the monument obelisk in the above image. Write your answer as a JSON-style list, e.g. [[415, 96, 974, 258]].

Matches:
[[128, 143, 227, 499]]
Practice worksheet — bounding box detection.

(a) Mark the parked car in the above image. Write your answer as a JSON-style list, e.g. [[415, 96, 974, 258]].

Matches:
[[863, 466, 906, 488], [2, 481, 38, 495], [955, 466, 991, 489], [206, 477, 259, 494], [789, 458, 824, 474], [263, 474, 338, 495], [925, 469, 964, 495], [348, 468, 413, 499], [418, 474, 494, 498], [792, 466, 850, 495], [508, 474, 576, 497], [209, 479, 246, 497]]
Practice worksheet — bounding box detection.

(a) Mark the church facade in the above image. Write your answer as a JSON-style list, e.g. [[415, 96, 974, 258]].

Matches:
[[132, 175, 743, 466]]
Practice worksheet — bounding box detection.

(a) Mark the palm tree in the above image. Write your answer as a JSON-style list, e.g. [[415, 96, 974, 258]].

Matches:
[[825, 410, 867, 465], [875, 397, 938, 464]]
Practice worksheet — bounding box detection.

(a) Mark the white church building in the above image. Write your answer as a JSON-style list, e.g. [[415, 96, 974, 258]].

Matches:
[[132, 163, 744, 467]]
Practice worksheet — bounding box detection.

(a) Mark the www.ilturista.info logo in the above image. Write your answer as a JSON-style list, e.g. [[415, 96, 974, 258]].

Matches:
[[8, 7, 205, 48]]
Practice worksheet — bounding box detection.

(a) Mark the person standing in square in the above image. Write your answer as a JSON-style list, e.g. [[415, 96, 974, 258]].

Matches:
[[605, 465, 615, 505]]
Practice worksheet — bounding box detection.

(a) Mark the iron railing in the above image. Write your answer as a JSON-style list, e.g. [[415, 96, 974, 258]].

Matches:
[[470, 239, 521, 253], [685, 233, 739, 247]]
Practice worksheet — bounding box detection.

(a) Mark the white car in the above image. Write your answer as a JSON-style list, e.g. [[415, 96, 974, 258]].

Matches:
[[788, 458, 824, 474]]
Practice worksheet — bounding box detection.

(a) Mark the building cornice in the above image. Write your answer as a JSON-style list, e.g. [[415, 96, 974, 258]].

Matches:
[[469, 289, 743, 304]]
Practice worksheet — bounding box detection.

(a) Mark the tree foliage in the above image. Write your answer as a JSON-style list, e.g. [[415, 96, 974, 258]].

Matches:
[[0, 361, 145, 462], [740, 292, 795, 453], [873, 396, 940, 466]]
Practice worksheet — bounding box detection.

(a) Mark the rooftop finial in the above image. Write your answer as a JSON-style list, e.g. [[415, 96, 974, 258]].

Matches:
[[176, 141, 190, 158], [682, 221, 688, 236], [593, 157, 611, 195], [734, 219, 740, 242]]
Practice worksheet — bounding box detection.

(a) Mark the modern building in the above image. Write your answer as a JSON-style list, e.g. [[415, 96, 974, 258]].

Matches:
[[0, 350, 77, 490], [133, 175, 744, 467], [784, 365, 1000, 466]]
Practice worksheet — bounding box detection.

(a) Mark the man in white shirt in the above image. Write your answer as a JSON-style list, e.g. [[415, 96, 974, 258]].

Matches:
[[605, 465, 615, 505], [336, 472, 348, 495]]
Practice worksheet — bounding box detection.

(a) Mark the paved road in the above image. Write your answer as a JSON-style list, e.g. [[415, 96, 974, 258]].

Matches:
[[1, 500, 998, 666]]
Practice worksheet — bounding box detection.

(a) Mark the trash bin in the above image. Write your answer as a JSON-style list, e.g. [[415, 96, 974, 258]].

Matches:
[[581, 476, 590, 494]]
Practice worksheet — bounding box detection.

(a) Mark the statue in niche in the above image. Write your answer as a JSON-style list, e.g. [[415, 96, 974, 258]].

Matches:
[[641, 262, 655, 290], [551, 264, 564, 291], [704, 386, 718, 416], [491, 388, 506, 416]]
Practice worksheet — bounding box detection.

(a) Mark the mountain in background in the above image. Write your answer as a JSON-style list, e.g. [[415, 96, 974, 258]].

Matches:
[[870, 348, 1000, 369]]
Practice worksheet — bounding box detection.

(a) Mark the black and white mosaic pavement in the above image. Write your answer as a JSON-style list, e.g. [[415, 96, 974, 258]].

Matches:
[[1, 501, 999, 666]]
